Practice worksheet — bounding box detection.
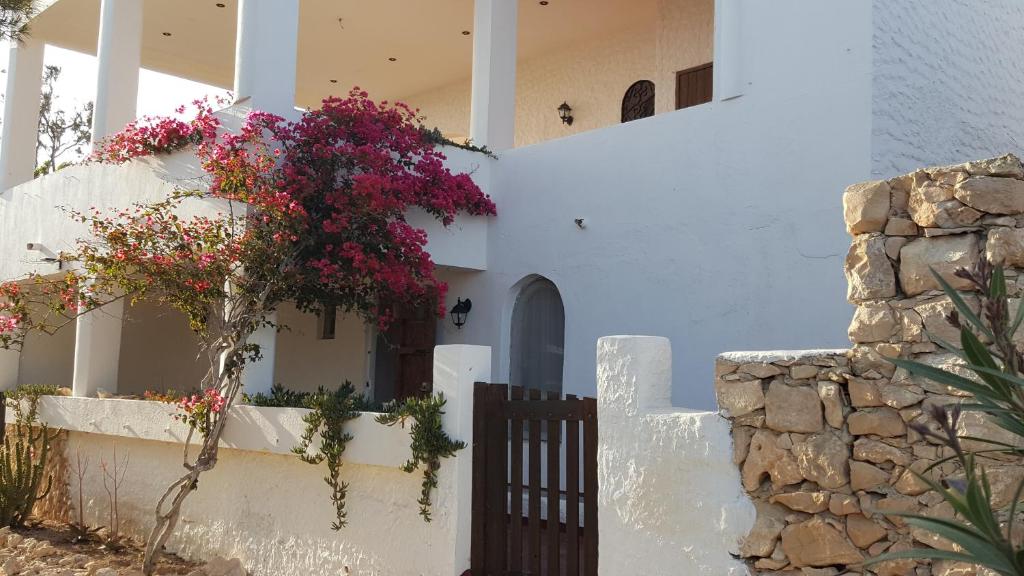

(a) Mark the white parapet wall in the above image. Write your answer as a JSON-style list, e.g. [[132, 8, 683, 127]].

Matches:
[[595, 335, 755, 576], [19, 345, 490, 576]]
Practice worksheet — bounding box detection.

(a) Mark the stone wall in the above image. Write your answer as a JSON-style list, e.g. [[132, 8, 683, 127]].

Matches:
[[717, 154, 1024, 575]]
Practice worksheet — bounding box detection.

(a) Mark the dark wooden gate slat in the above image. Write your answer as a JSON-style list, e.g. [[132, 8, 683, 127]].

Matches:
[[565, 395, 580, 576], [528, 387, 543, 576], [485, 385, 508, 574], [582, 397, 599, 576], [471, 383, 487, 575], [509, 386, 524, 574], [547, 390, 562, 576]]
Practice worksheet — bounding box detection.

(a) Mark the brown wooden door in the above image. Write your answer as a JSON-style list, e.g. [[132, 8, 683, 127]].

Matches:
[[675, 62, 713, 110], [392, 302, 436, 400]]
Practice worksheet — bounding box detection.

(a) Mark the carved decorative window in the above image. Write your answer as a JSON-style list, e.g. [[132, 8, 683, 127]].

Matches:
[[621, 80, 656, 123]]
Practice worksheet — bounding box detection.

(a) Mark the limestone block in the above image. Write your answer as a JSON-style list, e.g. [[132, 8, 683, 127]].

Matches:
[[875, 494, 920, 527], [986, 226, 1024, 267], [892, 460, 933, 496], [884, 217, 918, 236], [742, 429, 803, 491], [769, 491, 830, 514], [848, 377, 883, 407], [848, 303, 898, 343], [915, 298, 963, 344], [790, 365, 818, 380], [909, 182, 982, 228], [780, 517, 863, 567], [765, 382, 823, 433], [845, 514, 887, 549], [846, 234, 897, 303], [853, 438, 910, 466], [791, 430, 849, 489], [847, 407, 906, 437], [828, 493, 860, 516], [739, 363, 784, 379], [849, 460, 889, 492], [954, 176, 1024, 214], [716, 379, 765, 417], [739, 501, 789, 557], [899, 234, 980, 296], [878, 383, 925, 409], [884, 236, 908, 260], [817, 381, 845, 429], [843, 180, 890, 234], [959, 154, 1024, 178]]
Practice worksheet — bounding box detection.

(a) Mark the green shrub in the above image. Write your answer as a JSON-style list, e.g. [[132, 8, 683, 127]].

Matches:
[[0, 386, 60, 527]]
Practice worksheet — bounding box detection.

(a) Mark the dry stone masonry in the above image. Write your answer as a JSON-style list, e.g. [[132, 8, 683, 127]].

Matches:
[[718, 154, 1024, 575]]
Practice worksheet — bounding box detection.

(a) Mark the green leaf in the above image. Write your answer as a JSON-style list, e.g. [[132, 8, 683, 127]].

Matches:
[[888, 357, 994, 398]]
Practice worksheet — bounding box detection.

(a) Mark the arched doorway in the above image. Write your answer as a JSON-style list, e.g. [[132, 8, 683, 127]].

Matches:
[[509, 277, 565, 393]]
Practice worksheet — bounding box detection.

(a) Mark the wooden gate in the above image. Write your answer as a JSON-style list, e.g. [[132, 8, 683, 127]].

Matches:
[[470, 384, 598, 576]]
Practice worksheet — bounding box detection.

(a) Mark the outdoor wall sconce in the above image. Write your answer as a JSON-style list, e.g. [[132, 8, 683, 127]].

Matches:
[[558, 102, 574, 126], [450, 298, 472, 329]]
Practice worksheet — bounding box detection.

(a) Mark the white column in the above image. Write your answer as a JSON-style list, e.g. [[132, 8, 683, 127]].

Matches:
[[713, 0, 744, 101], [91, 0, 143, 143], [432, 344, 491, 574], [72, 299, 125, 397], [0, 37, 44, 191], [0, 349, 19, 391], [469, 0, 518, 151], [233, 0, 299, 115], [239, 310, 277, 397]]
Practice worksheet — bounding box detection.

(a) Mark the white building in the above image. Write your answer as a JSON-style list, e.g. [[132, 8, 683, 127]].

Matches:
[[1, 0, 1023, 410]]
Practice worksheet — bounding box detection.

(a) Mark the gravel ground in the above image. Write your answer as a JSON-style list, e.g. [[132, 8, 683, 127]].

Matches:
[[0, 523, 246, 576]]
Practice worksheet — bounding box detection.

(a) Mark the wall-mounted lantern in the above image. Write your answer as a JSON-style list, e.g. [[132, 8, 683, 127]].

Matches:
[[450, 298, 472, 329], [557, 102, 574, 126]]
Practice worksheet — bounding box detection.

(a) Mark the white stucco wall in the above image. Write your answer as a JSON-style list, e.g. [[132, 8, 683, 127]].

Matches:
[[871, 0, 1024, 177], [436, 0, 873, 408], [595, 335, 753, 575], [33, 345, 489, 576], [273, 302, 370, 395], [117, 302, 207, 396], [405, 0, 713, 148]]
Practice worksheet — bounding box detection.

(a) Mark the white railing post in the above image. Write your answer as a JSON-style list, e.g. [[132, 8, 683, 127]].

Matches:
[[469, 0, 518, 151], [234, 0, 299, 115], [0, 37, 44, 191], [432, 344, 491, 574], [91, 0, 142, 143]]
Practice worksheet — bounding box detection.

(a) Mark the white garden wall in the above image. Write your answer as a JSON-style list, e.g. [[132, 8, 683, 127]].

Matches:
[[596, 335, 753, 575], [25, 345, 489, 576]]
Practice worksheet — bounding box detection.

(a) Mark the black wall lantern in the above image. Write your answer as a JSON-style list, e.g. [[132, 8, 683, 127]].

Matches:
[[557, 101, 574, 126], [450, 297, 472, 329]]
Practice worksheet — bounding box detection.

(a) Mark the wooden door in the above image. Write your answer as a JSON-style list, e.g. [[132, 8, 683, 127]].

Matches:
[[675, 62, 713, 110], [391, 302, 436, 400]]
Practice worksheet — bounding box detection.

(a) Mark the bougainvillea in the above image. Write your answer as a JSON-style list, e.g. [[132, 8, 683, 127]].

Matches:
[[0, 88, 495, 574]]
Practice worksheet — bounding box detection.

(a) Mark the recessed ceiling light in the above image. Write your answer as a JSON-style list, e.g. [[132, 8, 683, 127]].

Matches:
[[539, 1, 549, 4], [162, 32, 172, 36], [215, 2, 225, 7], [461, 30, 471, 36], [388, 57, 397, 62], [329, 79, 338, 83]]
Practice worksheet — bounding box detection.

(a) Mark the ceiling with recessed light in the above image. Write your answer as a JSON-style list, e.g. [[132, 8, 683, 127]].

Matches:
[[29, 0, 656, 107]]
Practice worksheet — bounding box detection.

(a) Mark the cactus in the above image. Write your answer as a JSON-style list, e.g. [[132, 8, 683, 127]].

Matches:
[[0, 387, 59, 527]]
